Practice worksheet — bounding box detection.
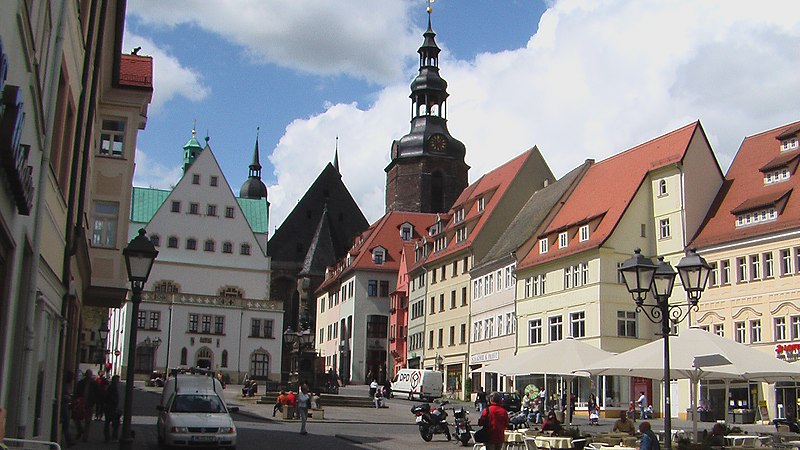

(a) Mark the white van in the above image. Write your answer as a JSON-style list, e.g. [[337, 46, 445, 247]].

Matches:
[[158, 371, 225, 410], [391, 369, 443, 401]]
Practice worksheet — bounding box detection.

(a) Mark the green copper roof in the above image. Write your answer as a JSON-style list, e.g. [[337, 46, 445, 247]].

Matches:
[[237, 198, 269, 233], [130, 187, 170, 223], [130, 187, 269, 234]]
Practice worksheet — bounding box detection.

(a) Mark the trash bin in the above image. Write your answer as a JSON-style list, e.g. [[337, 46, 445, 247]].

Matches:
[[282, 404, 296, 420]]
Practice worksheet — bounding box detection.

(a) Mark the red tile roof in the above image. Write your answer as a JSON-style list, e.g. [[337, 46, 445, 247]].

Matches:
[[317, 211, 437, 291], [425, 148, 541, 263], [518, 122, 701, 269], [692, 120, 800, 248], [119, 54, 153, 88]]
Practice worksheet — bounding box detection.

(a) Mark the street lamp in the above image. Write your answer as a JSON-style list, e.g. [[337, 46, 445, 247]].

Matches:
[[619, 248, 710, 450], [98, 320, 110, 365], [284, 327, 316, 385], [120, 229, 158, 450]]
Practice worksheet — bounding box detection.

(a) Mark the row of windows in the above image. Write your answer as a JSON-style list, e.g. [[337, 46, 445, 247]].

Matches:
[[389, 324, 407, 341], [151, 235, 252, 255], [250, 319, 275, 338], [190, 173, 219, 187], [736, 208, 778, 228], [167, 347, 269, 376], [527, 310, 634, 345], [137, 310, 161, 330], [472, 264, 516, 300], [429, 288, 469, 314], [524, 274, 546, 297], [472, 312, 516, 342], [187, 314, 226, 335], [764, 168, 790, 185], [409, 331, 425, 351], [700, 316, 800, 344], [427, 324, 468, 349], [367, 280, 391, 297], [539, 225, 591, 254], [153, 282, 244, 300], [170, 200, 235, 218], [564, 263, 589, 289], [782, 138, 798, 151], [709, 248, 800, 286]]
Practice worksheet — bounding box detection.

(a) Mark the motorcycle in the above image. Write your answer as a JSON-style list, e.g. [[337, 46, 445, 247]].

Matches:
[[452, 406, 473, 446], [411, 400, 452, 442]]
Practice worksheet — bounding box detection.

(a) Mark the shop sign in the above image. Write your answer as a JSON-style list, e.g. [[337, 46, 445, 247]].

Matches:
[[775, 343, 800, 361], [470, 351, 499, 364]]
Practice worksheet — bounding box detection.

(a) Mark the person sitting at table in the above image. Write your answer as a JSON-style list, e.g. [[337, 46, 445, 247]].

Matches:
[[613, 410, 636, 435], [704, 422, 725, 447], [638, 422, 660, 450], [479, 392, 510, 450], [542, 410, 564, 435]]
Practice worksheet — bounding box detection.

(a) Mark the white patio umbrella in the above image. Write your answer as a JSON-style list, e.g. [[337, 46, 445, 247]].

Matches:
[[582, 327, 800, 441], [477, 337, 615, 424]]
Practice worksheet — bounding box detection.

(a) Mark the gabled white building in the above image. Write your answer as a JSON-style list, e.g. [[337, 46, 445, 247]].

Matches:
[[111, 130, 281, 383]]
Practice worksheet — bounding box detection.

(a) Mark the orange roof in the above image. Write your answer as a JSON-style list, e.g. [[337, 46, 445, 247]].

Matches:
[[518, 122, 701, 269], [692, 120, 800, 248], [425, 148, 539, 263], [119, 54, 153, 88], [317, 211, 437, 291]]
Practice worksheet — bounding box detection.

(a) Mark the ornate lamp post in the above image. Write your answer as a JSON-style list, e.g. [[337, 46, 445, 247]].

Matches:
[[619, 248, 710, 450], [283, 327, 315, 386], [98, 320, 110, 366], [119, 229, 158, 450]]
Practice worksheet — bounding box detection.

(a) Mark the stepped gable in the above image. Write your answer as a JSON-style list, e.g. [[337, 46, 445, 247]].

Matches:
[[692, 120, 800, 247]]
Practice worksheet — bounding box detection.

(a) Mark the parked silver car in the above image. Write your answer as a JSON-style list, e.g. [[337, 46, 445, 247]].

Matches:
[[156, 374, 238, 449]]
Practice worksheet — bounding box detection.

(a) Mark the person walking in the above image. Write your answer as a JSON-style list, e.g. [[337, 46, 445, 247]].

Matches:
[[103, 375, 121, 442], [475, 386, 488, 413], [297, 383, 310, 435], [478, 392, 510, 450], [637, 391, 647, 421], [73, 369, 99, 442], [273, 391, 286, 417]]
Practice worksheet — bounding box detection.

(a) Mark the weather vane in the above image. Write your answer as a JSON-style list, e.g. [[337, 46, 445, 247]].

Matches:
[[427, 0, 434, 14]]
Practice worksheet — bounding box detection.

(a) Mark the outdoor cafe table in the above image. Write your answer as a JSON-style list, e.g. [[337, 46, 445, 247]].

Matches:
[[472, 430, 527, 450], [724, 435, 767, 447], [532, 435, 574, 449]]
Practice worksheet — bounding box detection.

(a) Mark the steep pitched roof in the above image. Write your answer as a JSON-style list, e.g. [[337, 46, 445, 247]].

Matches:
[[472, 159, 593, 274], [518, 122, 700, 269], [268, 162, 369, 264], [426, 147, 551, 263], [692, 120, 800, 248], [299, 206, 337, 277], [317, 211, 437, 291]]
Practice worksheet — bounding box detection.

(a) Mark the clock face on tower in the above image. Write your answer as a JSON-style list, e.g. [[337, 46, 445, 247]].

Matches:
[[428, 133, 448, 152]]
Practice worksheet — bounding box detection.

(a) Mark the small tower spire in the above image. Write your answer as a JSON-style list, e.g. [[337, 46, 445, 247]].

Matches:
[[239, 126, 268, 200], [333, 135, 340, 173]]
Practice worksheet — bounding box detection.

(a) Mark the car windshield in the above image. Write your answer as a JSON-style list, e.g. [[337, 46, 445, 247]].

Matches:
[[170, 394, 225, 413]]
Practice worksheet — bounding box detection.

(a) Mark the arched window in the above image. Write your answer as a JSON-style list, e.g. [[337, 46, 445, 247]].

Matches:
[[195, 347, 213, 369], [250, 350, 269, 379], [222, 241, 233, 254], [240, 243, 251, 255], [168, 236, 178, 248], [150, 234, 160, 247], [186, 238, 197, 250], [204, 239, 215, 252], [180, 347, 187, 365], [221, 350, 228, 368]]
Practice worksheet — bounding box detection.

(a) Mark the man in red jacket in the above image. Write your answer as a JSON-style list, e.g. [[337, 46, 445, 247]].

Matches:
[[478, 392, 510, 450]]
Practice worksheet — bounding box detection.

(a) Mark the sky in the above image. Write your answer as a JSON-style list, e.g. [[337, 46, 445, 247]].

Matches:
[[124, 0, 800, 232]]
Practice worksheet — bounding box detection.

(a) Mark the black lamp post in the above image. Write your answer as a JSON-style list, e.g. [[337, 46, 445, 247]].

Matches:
[[97, 320, 110, 365], [120, 229, 158, 450], [619, 248, 710, 450], [283, 327, 315, 386]]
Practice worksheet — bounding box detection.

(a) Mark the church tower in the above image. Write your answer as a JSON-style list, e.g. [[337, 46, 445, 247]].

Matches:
[[384, 6, 469, 214]]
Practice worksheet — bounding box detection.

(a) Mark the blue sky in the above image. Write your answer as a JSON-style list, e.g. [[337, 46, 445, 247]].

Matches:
[[125, 0, 800, 231]]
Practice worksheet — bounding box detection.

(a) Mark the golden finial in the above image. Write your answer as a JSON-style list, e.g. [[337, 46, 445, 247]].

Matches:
[[427, 0, 434, 14], [192, 119, 197, 137]]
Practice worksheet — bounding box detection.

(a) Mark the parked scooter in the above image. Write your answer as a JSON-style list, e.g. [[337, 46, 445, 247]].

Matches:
[[452, 406, 473, 446], [411, 400, 452, 442]]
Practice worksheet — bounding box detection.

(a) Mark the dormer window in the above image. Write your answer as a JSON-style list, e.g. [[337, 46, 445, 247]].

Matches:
[[456, 226, 468, 243], [434, 236, 447, 252], [400, 223, 413, 241], [559, 232, 568, 249], [372, 247, 386, 265], [736, 208, 778, 227], [782, 137, 798, 151], [454, 208, 465, 223], [477, 197, 485, 212], [539, 238, 548, 254], [346, 253, 353, 266], [658, 179, 667, 197], [764, 168, 790, 185], [579, 225, 590, 242]]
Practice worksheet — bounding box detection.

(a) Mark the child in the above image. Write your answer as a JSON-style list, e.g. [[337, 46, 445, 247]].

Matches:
[[589, 405, 600, 425]]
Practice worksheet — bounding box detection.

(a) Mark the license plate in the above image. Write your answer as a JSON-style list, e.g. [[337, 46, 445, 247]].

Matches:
[[191, 436, 217, 442], [415, 416, 423, 423]]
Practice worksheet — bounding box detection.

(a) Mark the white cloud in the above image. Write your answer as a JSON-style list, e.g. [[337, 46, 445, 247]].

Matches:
[[265, 0, 800, 226], [133, 148, 183, 190], [122, 31, 210, 112], [126, 0, 419, 83]]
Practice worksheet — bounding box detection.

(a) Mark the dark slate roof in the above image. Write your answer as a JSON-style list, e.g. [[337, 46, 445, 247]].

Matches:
[[472, 159, 593, 274], [268, 162, 369, 263], [299, 206, 337, 277]]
